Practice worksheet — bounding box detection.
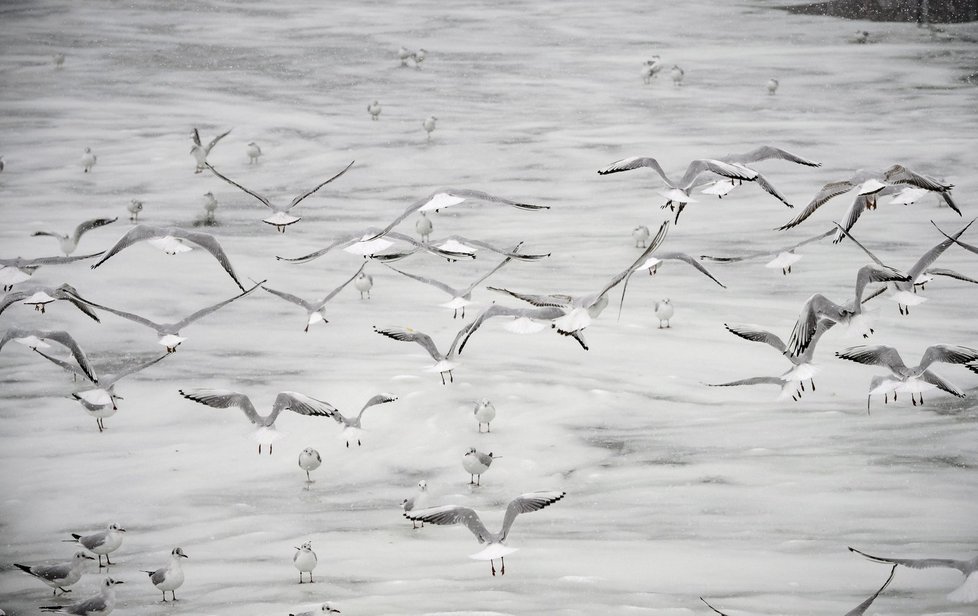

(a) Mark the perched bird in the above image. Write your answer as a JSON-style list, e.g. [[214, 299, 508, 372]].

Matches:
[[414, 48, 427, 67], [91, 225, 248, 291], [404, 491, 566, 576], [190, 127, 231, 173], [0, 283, 100, 320], [423, 115, 437, 141], [416, 212, 433, 242], [69, 280, 262, 352], [0, 252, 105, 291], [401, 480, 429, 529], [35, 350, 168, 431], [398, 46, 414, 66], [700, 228, 835, 275], [632, 225, 651, 248], [40, 577, 123, 615], [126, 199, 143, 222], [374, 324, 473, 384], [462, 448, 499, 485], [53, 53, 66, 68], [206, 160, 354, 232], [261, 262, 365, 331], [178, 389, 335, 454], [290, 603, 340, 616], [293, 541, 317, 584], [31, 217, 117, 255], [14, 551, 94, 596], [0, 328, 97, 383], [836, 344, 978, 410], [766, 77, 779, 95], [0, 155, 4, 172], [80, 148, 96, 173], [141, 547, 188, 602], [246, 141, 262, 164], [367, 100, 381, 120], [641, 56, 662, 84], [63, 524, 126, 568], [355, 271, 374, 299], [670, 65, 684, 86], [653, 299, 673, 328], [202, 192, 219, 224], [298, 447, 322, 482], [474, 398, 496, 432], [321, 393, 398, 447], [850, 546, 978, 603]]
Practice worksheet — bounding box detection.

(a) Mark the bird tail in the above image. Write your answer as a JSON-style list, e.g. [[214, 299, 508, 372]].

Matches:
[[140, 570, 155, 576], [63, 534, 82, 542], [14, 563, 35, 576]]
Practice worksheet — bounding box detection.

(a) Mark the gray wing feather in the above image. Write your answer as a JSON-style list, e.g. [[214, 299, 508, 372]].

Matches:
[[103, 354, 167, 386], [678, 159, 756, 190], [499, 491, 566, 542], [850, 547, 970, 572], [835, 345, 908, 373], [598, 157, 673, 186], [654, 252, 726, 287], [205, 163, 271, 207], [727, 146, 821, 167], [844, 565, 897, 616], [724, 324, 786, 352], [403, 505, 494, 543], [179, 388, 263, 424], [777, 180, 858, 230], [918, 344, 978, 371], [288, 160, 355, 208], [924, 267, 978, 285], [72, 217, 118, 243], [204, 128, 232, 152], [268, 391, 336, 423], [33, 348, 94, 383], [374, 326, 443, 361], [174, 280, 263, 330], [319, 261, 368, 304]]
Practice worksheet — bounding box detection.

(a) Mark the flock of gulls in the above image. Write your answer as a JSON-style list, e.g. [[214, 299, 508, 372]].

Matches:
[[2, 38, 977, 616]]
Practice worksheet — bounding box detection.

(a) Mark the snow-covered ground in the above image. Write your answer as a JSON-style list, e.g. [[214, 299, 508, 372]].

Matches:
[[1, 1, 977, 615]]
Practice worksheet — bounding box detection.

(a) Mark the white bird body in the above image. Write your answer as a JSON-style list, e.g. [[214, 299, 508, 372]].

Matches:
[[416, 212, 433, 242], [80, 148, 96, 173], [40, 577, 122, 615], [367, 100, 381, 120], [401, 480, 430, 528], [262, 263, 364, 331], [246, 141, 262, 164], [293, 541, 318, 583], [850, 547, 978, 603], [290, 603, 340, 616], [126, 199, 143, 222], [65, 524, 126, 567], [141, 547, 187, 601], [202, 192, 219, 223], [298, 447, 322, 482], [423, 115, 437, 140], [653, 299, 673, 328], [474, 398, 496, 432], [670, 65, 684, 86], [766, 78, 779, 94], [354, 272, 374, 299], [462, 448, 498, 485], [14, 551, 94, 596], [31, 217, 117, 255]]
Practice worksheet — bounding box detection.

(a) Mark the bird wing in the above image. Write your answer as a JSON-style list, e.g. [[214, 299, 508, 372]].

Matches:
[[849, 547, 970, 572], [174, 280, 263, 330], [700, 228, 835, 262], [275, 228, 376, 263], [262, 285, 314, 310], [698, 598, 730, 616], [318, 261, 368, 305], [831, 223, 886, 266], [374, 326, 443, 361], [786, 294, 842, 357], [777, 180, 858, 230], [191, 128, 202, 147], [3, 252, 105, 267], [723, 324, 786, 352], [835, 345, 908, 374], [29, 561, 75, 582], [498, 491, 566, 542], [268, 391, 337, 422], [882, 164, 953, 193], [168, 228, 246, 291], [356, 393, 398, 421], [463, 251, 517, 295], [179, 388, 263, 424], [103, 353, 167, 386], [33, 348, 96, 383], [457, 304, 566, 355], [918, 370, 966, 397], [205, 163, 272, 208], [917, 344, 978, 371], [288, 160, 355, 209], [90, 225, 166, 269], [61, 292, 163, 331], [385, 265, 459, 296], [72, 217, 118, 243], [679, 159, 756, 189], [924, 267, 978, 285], [597, 157, 673, 186], [35, 330, 98, 383], [653, 253, 726, 287], [905, 218, 976, 280], [204, 128, 232, 153], [488, 286, 573, 308], [440, 235, 550, 261], [707, 376, 785, 387], [854, 264, 908, 304], [729, 146, 821, 167], [403, 505, 494, 544], [931, 220, 978, 256], [748, 169, 793, 207], [844, 565, 897, 616]]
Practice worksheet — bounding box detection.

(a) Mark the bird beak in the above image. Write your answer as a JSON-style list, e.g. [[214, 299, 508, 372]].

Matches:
[[181, 554, 189, 558], [83, 555, 95, 560], [115, 580, 125, 584]]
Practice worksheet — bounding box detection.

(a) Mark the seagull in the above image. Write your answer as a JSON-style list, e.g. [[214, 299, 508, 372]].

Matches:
[[14, 552, 95, 596], [141, 547, 188, 602], [290, 603, 341, 616], [69, 281, 262, 352], [423, 116, 437, 141], [725, 319, 836, 395], [298, 447, 321, 482], [276, 228, 476, 264], [126, 199, 143, 222], [178, 389, 336, 454], [670, 64, 684, 86], [206, 160, 353, 232], [766, 77, 779, 95], [474, 398, 496, 432], [385, 250, 516, 319], [401, 480, 429, 528], [836, 344, 978, 410], [363, 188, 548, 243], [700, 564, 896, 615], [190, 127, 231, 173], [457, 303, 583, 352], [404, 490, 566, 576], [0, 155, 4, 172], [0, 252, 105, 291], [850, 546, 978, 603], [40, 577, 122, 615], [654, 299, 673, 328], [700, 228, 834, 275], [630, 248, 727, 287], [262, 263, 365, 331], [836, 219, 976, 314], [374, 324, 473, 384], [854, 30, 870, 44], [632, 225, 651, 247], [202, 192, 219, 224], [398, 46, 414, 66], [31, 218, 117, 255], [63, 524, 126, 568], [354, 271, 373, 299], [293, 541, 317, 584], [80, 147, 96, 173], [367, 100, 381, 120], [641, 56, 662, 84], [54, 53, 66, 68], [414, 48, 427, 67], [0, 283, 100, 320], [701, 145, 821, 202], [416, 212, 433, 242], [707, 375, 806, 402], [35, 350, 168, 431], [90, 224, 247, 291], [246, 141, 262, 164], [598, 157, 769, 222], [784, 264, 909, 357], [463, 448, 498, 485], [321, 393, 398, 447], [1, 328, 97, 383], [433, 235, 550, 262]]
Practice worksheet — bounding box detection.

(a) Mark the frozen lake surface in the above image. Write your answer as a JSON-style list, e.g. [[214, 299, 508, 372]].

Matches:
[[1, 1, 977, 615]]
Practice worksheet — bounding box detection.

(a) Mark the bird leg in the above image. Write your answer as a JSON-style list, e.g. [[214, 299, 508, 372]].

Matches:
[[491, 560, 496, 576], [171, 591, 178, 601], [258, 444, 262, 454], [440, 372, 446, 385], [810, 379, 816, 391], [501, 557, 505, 575], [269, 444, 273, 454], [800, 381, 805, 392], [470, 474, 475, 485], [476, 474, 481, 486], [97, 418, 104, 432], [487, 423, 491, 433], [105, 555, 113, 565]]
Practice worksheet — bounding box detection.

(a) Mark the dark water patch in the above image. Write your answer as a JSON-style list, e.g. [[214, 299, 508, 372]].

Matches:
[[872, 453, 976, 469], [780, 0, 978, 23]]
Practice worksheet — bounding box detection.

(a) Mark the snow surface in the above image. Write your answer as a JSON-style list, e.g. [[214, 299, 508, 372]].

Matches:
[[1, 1, 977, 615]]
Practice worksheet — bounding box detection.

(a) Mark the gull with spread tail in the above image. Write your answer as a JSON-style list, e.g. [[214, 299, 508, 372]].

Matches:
[[262, 263, 365, 331]]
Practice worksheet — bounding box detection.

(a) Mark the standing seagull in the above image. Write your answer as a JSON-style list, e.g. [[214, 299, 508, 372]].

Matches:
[[670, 65, 684, 86], [401, 480, 430, 529], [14, 552, 94, 596], [423, 116, 437, 141], [632, 225, 651, 248], [32, 218, 117, 256], [367, 100, 381, 120], [190, 128, 231, 173], [80, 148, 96, 173], [766, 78, 779, 95], [474, 398, 496, 432], [202, 192, 219, 224], [321, 393, 398, 447], [850, 546, 978, 603], [126, 199, 143, 222], [416, 212, 433, 242], [246, 141, 262, 164], [404, 491, 566, 576], [298, 447, 321, 482], [374, 323, 473, 384], [40, 577, 123, 615], [355, 271, 373, 299], [462, 448, 499, 485], [654, 299, 674, 328], [261, 263, 365, 331], [141, 547, 188, 602], [293, 541, 317, 584], [206, 160, 354, 232], [64, 524, 126, 568], [178, 389, 336, 454]]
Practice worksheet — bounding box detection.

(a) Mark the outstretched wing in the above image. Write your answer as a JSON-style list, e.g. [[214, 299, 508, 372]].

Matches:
[[103, 354, 167, 386], [679, 159, 756, 190], [849, 547, 971, 573], [440, 235, 550, 261], [882, 164, 954, 193], [707, 376, 785, 387], [457, 304, 566, 355], [168, 228, 247, 291], [205, 128, 232, 153], [261, 285, 314, 310], [836, 345, 908, 374], [268, 391, 336, 423], [174, 280, 263, 329], [33, 348, 96, 384], [652, 253, 726, 288], [319, 261, 368, 305], [356, 393, 398, 421], [727, 145, 821, 167], [61, 291, 163, 331], [918, 369, 966, 397], [205, 163, 272, 208], [179, 388, 263, 424], [905, 218, 976, 280], [72, 217, 118, 243], [597, 157, 673, 186], [91, 225, 168, 269], [724, 324, 786, 352], [488, 286, 573, 308], [404, 505, 494, 544], [844, 565, 897, 616], [917, 344, 978, 371], [2, 328, 98, 383], [777, 180, 858, 231], [288, 160, 355, 209], [386, 265, 459, 296], [374, 326, 442, 361], [924, 267, 978, 285], [499, 491, 566, 542]]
